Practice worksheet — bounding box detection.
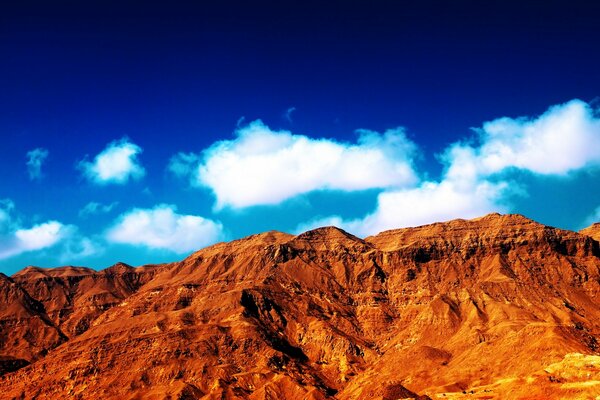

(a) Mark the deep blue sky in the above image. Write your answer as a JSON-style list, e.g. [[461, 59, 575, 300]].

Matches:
[[1, 0, 600, 273]]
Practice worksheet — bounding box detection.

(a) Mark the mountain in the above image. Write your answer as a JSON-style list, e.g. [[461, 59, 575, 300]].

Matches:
[[1, 213, 600, 399], [581, 222, 600, 242]]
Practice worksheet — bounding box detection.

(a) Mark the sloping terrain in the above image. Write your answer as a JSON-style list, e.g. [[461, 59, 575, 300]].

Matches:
[[1, 213, 600, 399], [581, 223, 600, 242]]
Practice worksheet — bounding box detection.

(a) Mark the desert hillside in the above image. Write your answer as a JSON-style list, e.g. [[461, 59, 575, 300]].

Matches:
[[1, 213, 600, 399]]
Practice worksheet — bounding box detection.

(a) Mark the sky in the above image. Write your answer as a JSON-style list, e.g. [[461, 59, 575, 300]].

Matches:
[[1, 0, 600, 274]]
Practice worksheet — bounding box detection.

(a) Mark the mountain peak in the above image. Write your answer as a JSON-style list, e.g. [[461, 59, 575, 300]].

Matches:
[[294, 225, 361, 241], [580, 222, 600, 241], [472, 212, 536, 224], [289, 226, 367, 251], [103, 262, 133, 274]]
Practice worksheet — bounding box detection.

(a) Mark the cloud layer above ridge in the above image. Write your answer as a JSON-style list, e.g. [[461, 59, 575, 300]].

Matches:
[[3, 99, 600, 269], [296, 99, 600, 235]]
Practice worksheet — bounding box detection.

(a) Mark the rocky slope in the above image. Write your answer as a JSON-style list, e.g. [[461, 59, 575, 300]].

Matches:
[[1, 213, 600, 399], [581, 222, 600, 242]]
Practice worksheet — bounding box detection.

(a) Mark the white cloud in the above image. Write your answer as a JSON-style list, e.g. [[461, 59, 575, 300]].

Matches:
[[453, 99, 600, 177], [350, 180, 509, 236], [298, 99, 600, 236], [79, 201, 119, 218], [79, 138, 145, 185], [13, 221, 67, 252], [106, 204, 223, 253], [184, 120, 419, 209], [294, 180, 509, 237], [0, 199, 99, 263], [0, 200, 71, 260], [26, 147, 49, 180]]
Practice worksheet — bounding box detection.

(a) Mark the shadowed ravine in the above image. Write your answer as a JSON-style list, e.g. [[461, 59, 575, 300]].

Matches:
[[1, 213, 600, 399]]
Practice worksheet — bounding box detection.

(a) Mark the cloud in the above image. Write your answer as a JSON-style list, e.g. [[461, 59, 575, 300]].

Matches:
[[182, 120, 419, 209], [79, 201, 119, 218], [298, 99, 600, 236], [26, 147, 49, 180], [0, 200, 71, 260], [106, 204, 224, 253], [0, 199, 17, 232], [350, 180, 509, 236], [58, 235, 104, 263], [452, 99, 600, 177], [167, 152, 201, 180], [0, 199, 100, 263], [294, 179, 510, 237], [78, 138, 145, 185], [284, 107, 296, 123]]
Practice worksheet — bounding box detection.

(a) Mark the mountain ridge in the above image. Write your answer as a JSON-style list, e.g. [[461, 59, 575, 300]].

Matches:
[[1, 213, 600, 399]]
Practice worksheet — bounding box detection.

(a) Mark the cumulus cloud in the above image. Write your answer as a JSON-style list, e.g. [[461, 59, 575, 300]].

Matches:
[[0, 199, 100, 263], [79, 201, 119, 218], [106, 204, 224, 253], [78, 138, 145, 185], [297, 99, 600, 236], [452, 99, 600, 177], [0, 200, 72, 260], [295, 180, 510, 236], [26, 147, 49, 180], [177, 120, 419, 209]]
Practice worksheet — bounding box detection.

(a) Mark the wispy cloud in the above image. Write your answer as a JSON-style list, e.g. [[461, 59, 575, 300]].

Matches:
[[236, 116, 246, 128], [106, 204, 224, 253], [78, 138, 145, 185], [79, 201, 119, 218], [284, 106, 296, 123], [58, 235, 103, 263], [175, 120, 419, 209], [167, 152, 201, 180], [26, 147, 49, 180]]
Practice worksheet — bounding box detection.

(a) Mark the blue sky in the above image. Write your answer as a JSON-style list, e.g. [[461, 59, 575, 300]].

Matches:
[[1, 0, 600, 274]]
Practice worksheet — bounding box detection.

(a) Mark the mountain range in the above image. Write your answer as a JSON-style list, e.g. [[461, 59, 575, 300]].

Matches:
[[1, 213, 600, 399]]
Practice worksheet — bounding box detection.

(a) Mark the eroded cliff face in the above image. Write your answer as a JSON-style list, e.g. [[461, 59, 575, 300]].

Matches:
[[1, 214, 600, 399]]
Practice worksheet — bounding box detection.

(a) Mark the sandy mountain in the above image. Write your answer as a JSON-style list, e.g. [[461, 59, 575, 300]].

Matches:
[[1, 213, 599, 399]]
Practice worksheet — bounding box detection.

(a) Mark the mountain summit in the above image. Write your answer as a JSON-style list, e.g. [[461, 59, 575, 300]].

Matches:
[[1, 213, 600, 399]]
